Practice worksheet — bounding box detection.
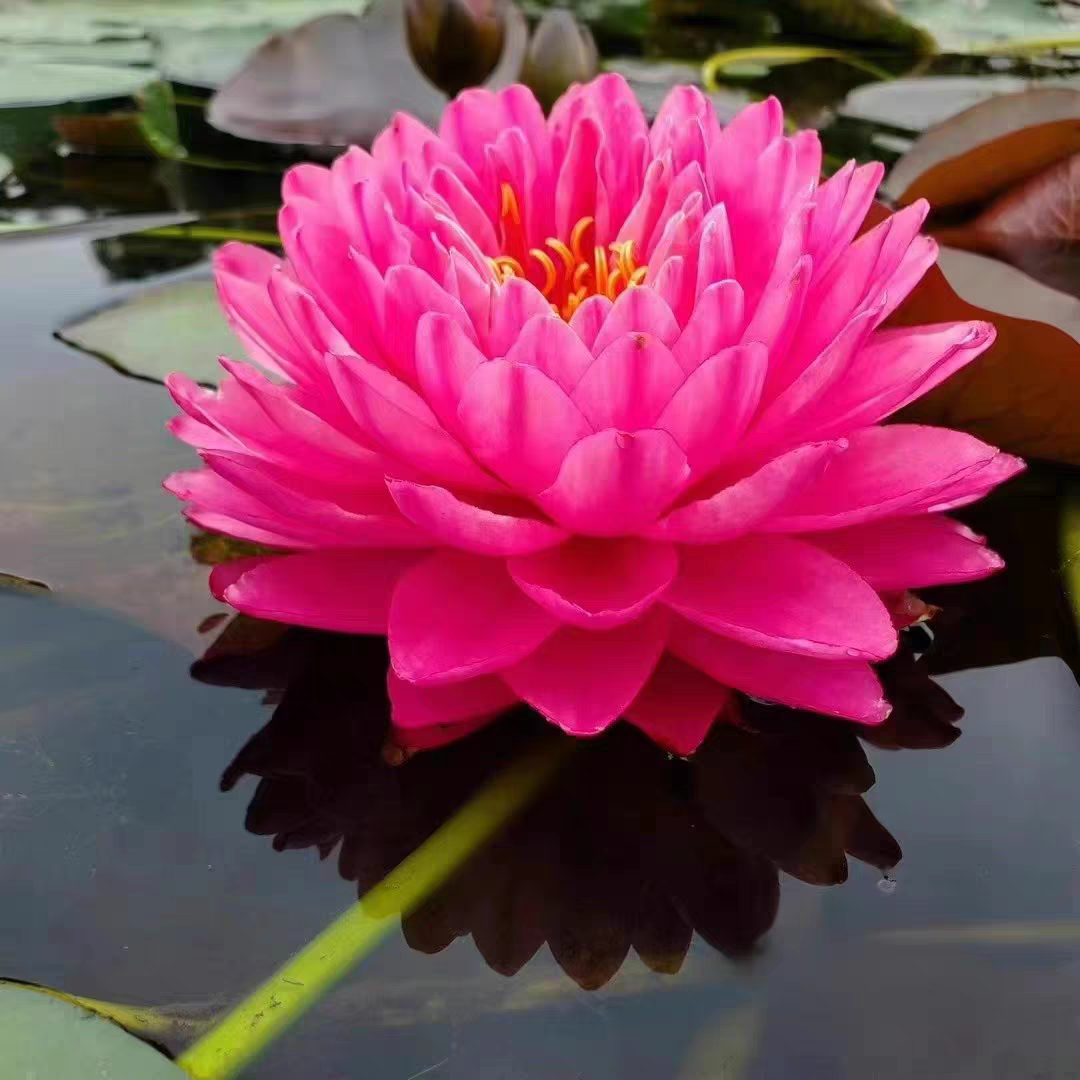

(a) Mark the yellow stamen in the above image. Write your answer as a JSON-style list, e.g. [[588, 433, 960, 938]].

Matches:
[[593, 244, 609, 298], [487, 213, 644, 320], [570, 216, 594, 264], [545, 238, 577, 278], [529, 248, 558, 296], [499, 182, 521, 226]]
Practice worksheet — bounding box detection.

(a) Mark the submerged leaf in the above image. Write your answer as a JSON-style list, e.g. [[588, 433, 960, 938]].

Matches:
[[884, 87, 1080, 209], [56, 278, 239, 387]]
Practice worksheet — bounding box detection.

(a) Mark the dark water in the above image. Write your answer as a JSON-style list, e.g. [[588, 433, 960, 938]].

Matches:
[[5, 59, 1080, 1079]]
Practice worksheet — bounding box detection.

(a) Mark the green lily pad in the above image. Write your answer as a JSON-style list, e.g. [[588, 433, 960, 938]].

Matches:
[[57, 277, 241, 386], [897, 0, 1080, 52], [0, 982, 185, 1079]]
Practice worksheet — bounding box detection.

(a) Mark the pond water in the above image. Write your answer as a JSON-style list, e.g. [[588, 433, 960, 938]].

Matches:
[[5, 24, 1080, 1079]]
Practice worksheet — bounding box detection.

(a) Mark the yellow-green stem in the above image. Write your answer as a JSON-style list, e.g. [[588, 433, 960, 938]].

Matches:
[[177, 736, 572, 1080]]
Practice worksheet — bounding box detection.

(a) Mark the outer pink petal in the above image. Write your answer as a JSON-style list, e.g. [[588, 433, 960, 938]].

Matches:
[[457, 360, 594, 492], [624, 654, 734, 756], [770, 425, 1024, 531], [389, 551, 558, 685], [707, 96, 784, 203], [390, 714, 497, 751], [538, 429, 690, 536], [388, 671, 518, 729], [388, 479, 567, 556], [806, 515, 1004, 589], [215, 549, 424, 633], [571, 334, 685, 431], [817, 321, 996, 434], [655, 343, 768, 474], [502, 608, 669, 736], [665, 535, 897, 661], [671, 619, 889, 724], [484, 277, 557, 357], [201, 449, 427, 548], [647, 441, 844, 544], [508, 537, 678, 629]]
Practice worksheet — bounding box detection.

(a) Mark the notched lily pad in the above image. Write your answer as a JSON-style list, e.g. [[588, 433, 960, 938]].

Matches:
[[0, 981, 184, 1079], [56, 278, 241, 387]]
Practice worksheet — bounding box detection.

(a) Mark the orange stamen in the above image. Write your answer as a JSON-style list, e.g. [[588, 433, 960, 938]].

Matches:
[[488, 213, 644, 320], [529, 248, 558, 296]]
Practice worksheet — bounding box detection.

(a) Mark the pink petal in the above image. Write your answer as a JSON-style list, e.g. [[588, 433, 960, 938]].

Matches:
[[655, 343, 768, 473], [388, 479, 567, 556], [508, 537, 678, 629], [568, 295, 612, 351], [555, 115, 602, 241], [770, 425, 1024, 531], [648, 441, 843, 544], [673, 280, 745, 373], [806, 515, 1004, 589], [818, 321, 996, 434], [694, 203, 736, 298], [382, 265, 477, 384], [201, 450, 428, 548], [327, 352, 502, 493], [388, 671, 518, 729], [457, 360, 593, 492], [671, 619, 889, 724], [650, 85, 719, 173], [665, 535, 897, 661], [414, 313, 488, 432], [217, 549, 424, 633], [590, 287, 680, 354], [538, 429, 690, 536], [807, 160, 884, 279], [707, 97, 784, 203], [213, 243, 294, 379], [484, 277, 554, 357], [389, 551, 558, 685], [504, 314, 595, 393], [624, 654, 734, 756], [571, 334, 685, 430], [502, 608, 669, 736]]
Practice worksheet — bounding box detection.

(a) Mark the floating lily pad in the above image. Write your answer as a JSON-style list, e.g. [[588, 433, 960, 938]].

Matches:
[[57, 277, 241, 386], [0, 981, 185, 1079], [897, 0, 1080, 52], [0, 572, 50, 594]]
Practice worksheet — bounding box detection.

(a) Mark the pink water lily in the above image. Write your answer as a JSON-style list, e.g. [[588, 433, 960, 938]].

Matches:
[[166, 75, 1022, 756]]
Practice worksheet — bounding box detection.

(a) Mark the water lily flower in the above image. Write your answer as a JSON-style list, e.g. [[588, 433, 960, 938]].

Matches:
[[166, 75, 1022, 756]]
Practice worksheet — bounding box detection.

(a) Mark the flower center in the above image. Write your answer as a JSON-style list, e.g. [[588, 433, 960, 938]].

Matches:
[[489, 182, 647, 320]]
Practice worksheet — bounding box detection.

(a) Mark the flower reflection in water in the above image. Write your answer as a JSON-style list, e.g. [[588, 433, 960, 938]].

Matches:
[[195, 619, 961, 991]]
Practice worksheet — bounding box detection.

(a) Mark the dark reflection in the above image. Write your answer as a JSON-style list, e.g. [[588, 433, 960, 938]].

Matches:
[[194, 621, 960, 990]]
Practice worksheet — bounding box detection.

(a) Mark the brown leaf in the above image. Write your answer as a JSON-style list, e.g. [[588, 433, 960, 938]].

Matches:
[[884, 87, 1080, 210], [940, 151, 1080, 299], [893, 245, 1080, 464]]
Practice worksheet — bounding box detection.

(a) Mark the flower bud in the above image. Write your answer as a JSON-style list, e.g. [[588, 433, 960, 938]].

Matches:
[[406, 0, 506, 97], [520, 9, 598, 112]]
